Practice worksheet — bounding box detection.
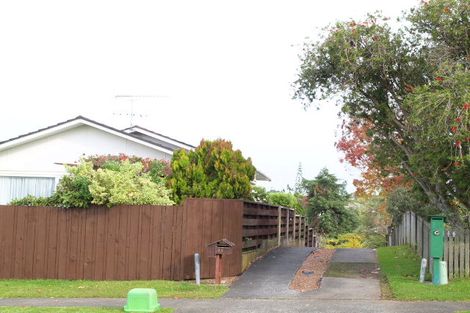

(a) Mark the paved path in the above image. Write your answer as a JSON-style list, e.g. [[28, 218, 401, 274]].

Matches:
[[2, 298, 470, 313], [302, 248, 381, 300], [225, 247, 380, 300], [224, 247, 313, 299]]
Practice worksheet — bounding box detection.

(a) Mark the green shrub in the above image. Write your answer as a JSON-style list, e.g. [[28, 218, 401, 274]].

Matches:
[[89, 160, 174, 207], [250, 186, 269, 203], [53, 162, 94, 208], [324, 233, 365, 248], [9, 195, 55, 206], [84, 154, 171, 185], [363, 232, 387, 248], [168, 139, 256, 203], [10, 157, 174, 208]]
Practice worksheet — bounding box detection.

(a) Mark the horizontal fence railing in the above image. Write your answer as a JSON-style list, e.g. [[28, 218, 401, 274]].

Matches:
[[241, 201, 318, 251], [389, 211, 470, 279]]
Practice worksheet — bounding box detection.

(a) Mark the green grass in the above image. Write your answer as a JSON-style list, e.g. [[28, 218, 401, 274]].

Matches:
[[0, 279, 227, 299], [0, 308, 173, 313], [378, 245, 470, 301]]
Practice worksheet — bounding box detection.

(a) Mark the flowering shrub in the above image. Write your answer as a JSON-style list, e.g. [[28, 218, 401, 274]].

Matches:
[[87, 161, 174, 207], [10, 156, 174, 208]]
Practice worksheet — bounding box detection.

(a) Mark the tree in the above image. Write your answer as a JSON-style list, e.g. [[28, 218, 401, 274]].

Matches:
[[267, 191, 306, 215], [295, 0, 469, 221], [303, 168, 358, 235], [168, 139, 256, 203], [336, 119, 409, 197]]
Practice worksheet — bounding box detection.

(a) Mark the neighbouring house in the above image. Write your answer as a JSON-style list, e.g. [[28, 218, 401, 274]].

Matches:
[[0, 116, 270, 204]]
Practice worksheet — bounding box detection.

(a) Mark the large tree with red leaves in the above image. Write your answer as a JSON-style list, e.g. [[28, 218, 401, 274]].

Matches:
[[295, 0, 470, 222]]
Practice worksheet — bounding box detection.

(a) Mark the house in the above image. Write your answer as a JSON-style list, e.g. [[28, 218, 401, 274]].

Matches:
[[0, 116, 270, 204]]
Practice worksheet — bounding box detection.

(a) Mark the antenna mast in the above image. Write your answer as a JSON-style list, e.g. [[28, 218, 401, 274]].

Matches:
[[114, 95, 166, 126]]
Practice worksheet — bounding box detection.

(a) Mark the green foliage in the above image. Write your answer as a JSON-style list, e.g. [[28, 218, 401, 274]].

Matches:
[[250, 185, 269, 203], [52, 162, 94, 208], [266, 191, 305, 215], [10, 156, 174, 208], [0, 279, 228, 299], [378, 245, 470, 301], [303, 168, 358, 235], [324, 233, 364, 248], [295, 0, 470, 220], [353, 196, 390, 248], [386, 187, 439, 223], [84, 154, 171, 185], [88, 161, 174, 207], [9, 195, 55, 207], [363, 233, 387, 249], [168, 139, 256, 203]]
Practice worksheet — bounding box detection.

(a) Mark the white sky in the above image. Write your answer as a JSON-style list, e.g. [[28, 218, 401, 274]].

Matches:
[[0, 0, 418, 192]]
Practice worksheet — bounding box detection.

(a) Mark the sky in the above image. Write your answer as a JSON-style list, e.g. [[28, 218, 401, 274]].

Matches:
[[0, 0, 418, 192]]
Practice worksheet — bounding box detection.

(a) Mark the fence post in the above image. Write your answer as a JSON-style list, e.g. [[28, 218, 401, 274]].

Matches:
[[292, 213, 296, 247], [304, 220, 308, 247], [278, 206, 282, 247], [286, 209, 290, 245], [298, 216, 303, 246]]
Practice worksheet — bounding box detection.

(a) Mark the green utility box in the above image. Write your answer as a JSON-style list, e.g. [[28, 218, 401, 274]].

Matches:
[[430, 216, 445, 258], [124, 288, 160, 312], [430, 216, 446, 285]]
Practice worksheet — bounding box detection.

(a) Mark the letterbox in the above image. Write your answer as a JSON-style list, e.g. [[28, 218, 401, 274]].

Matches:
[[207, 239, 235, 257], [430, 216, 445, 258]]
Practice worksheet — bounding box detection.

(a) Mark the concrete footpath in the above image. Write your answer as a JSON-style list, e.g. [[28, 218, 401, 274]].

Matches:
[[2, 298, 470, 313]]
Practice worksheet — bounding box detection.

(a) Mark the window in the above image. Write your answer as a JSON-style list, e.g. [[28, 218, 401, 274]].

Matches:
[[0, 176, 56, 204]]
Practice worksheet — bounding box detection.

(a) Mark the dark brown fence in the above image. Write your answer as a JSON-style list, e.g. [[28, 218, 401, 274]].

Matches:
[[0, 199, 243, 281], [0, 199, 313, 281]]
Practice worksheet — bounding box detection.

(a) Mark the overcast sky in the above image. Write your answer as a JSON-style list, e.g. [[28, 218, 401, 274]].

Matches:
[[0, 0, 418, 192]]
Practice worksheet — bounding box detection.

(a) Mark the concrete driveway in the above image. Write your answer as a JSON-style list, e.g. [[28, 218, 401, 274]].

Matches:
[[224, 247, 314, 299], [302, 248, 380, 300]]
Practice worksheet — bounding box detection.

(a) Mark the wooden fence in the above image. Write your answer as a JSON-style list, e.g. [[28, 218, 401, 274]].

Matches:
[[389, 211, 470, 279], [0, 199, 315, 281]]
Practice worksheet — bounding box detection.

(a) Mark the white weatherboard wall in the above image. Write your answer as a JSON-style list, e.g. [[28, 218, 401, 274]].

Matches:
[[0, 124, 172, 204]]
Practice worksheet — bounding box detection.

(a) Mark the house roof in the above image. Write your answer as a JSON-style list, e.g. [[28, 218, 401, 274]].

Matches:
[[123, 125, 195, 150], [0, 115, 271, 181], [0, 116, 175, 154]]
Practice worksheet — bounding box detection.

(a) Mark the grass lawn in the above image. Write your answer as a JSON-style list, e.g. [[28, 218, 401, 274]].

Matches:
[[0, 308, 173, 313], [0, 279, 227, 299], [378, 245, 470, 301]]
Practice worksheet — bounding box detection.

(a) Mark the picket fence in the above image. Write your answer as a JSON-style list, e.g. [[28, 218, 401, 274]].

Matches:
[[389, 211, 470, 279]]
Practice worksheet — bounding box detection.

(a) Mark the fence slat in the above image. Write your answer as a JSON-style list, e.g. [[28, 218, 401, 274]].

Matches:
[[459, 231, 464, 278], [448, 234, 454, 280]]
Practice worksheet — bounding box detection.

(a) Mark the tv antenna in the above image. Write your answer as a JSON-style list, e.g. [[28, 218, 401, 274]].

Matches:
[[113, 95, 167, 126]]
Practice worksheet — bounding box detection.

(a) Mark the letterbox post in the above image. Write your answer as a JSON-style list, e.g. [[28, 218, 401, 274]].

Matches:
[[215, 254, 222, 284], [430, 216, 445, 285], [206, 239, 235, 285]]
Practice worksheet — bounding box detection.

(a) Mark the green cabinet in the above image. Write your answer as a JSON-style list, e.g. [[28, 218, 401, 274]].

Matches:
[[430, 216, 445, 258]]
